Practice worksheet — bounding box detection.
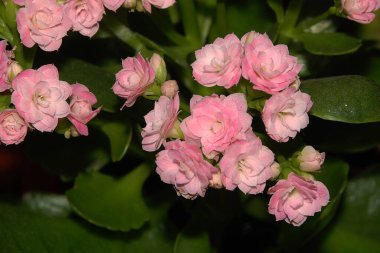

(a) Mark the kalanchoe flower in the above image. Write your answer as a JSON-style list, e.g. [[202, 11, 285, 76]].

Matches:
[[0, 40, 12, 92], [142, 0, 176, 13], [67, 83, 101, 136], [192, 33, 243, 89], [262, 88, 312, 142], [341, 0, 380, 24], [181, 93, 252, 159], [102, 0, 125, 11], [0, 109, 28, 145], [220, 134, 274, 194], [141, 93, 180, 152], [155, 139, 217, 199], [242, 31, 303, 94], [112, 53, 155, 108], [64, 0, 105, 37], [298, 146, 325, 172], [11, 64, 72, 132], [16, 0, 72, 51], [268, 173, 329, 226]]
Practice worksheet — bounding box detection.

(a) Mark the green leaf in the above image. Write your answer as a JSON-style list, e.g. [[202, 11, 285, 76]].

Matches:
[[310, 167, 380, 253], [299, 32, 361, 55], [66, 163, 152, 232], [174, 229, 211, 253], [58, 58, 123, 113], [301, 75, 380, 123], [0, 92, 11, 111], [277, 158, 349, 252], [22, 193, 71, 217], [267, 0, 284, 23]]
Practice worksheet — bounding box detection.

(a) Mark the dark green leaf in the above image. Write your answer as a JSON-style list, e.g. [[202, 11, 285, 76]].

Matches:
[[59, 58, 123, 113], [299, 33, 361, 55], [66, 163, 152, 232], [174, 230, 211, 253], [22, 193, 71, 217], [301, 75, 380, 123]]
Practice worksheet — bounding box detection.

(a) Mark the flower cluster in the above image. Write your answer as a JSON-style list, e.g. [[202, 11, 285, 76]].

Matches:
[[14, 0, 176, 51]]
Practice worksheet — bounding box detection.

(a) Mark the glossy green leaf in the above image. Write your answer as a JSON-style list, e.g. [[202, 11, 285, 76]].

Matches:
[[22, 193, 71, 217], [174, 229, 211, 253], [311, 168, 380, 253], [299, 33, 361, 55], [59, 58, 123, 113], [277, 158, 349, 252], [301, 75, 380, 123], [66, 163, 152, 232]]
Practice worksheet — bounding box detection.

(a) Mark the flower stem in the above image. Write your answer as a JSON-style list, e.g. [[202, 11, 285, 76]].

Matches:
[[298, 7, 336, 31]]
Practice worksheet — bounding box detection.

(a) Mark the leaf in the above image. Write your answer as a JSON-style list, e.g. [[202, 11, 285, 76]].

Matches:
[[301, 75, 380, 123], [22, 193, 71, 217], [277, 158, 349, 252], [66, 163, 152, 232], [267, 0, 284, 23], [174, 229, 211, 253], [0, 92, 11, 111], [299, 33, 361, 55], [58, 58, 123, 113]]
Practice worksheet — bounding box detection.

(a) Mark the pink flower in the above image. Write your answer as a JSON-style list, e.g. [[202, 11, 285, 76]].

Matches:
[[180, 93, 252, 159], [67, 83, 101, 136], [0, 40, 12, 92], [298, 146, 325, 172], [16, 0, 72, 51], [341, 0, 380, 24], [0, 109, 28, 145], [191, 34, 243, 89], [268, 173, 329, 226], [242, 31, 303, 94], [64, 0, 105, 37], [13, 0, 26, 5], [141, 93, 180, 151], [102, 0, 124, 11], [142, 0, 176, 13], [262, 88, 312, 142], [156, 140, 217, 199], [112, 53, 155, 108], [11, 64, 72, 132], [220, 135, 274, 194]]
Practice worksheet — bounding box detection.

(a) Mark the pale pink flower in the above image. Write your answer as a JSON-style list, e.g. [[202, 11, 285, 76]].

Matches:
[[180, 93, 252, 159], [112, 53, 155, 108], [141, 93, 179, 151], [341, 0, 380, 24], [142, 0, 176, 13], [298, 146, 325, 172], [16, 0, 72, 52], [11, 64, 72, 132], [268, 173, 329, 226], [64, 0, 105, 37], [262, 88, 312, 142], [0, 40, 11, 92], [191, 34, 243, 89], [67, 83, 101, 136], [242, 31, 303, 94], [220, 135, 274, 194], [13, 0, 26, 5], [0, 109, 28, 145], [102, 0, 124, 11], [155, 139, 217, 199]]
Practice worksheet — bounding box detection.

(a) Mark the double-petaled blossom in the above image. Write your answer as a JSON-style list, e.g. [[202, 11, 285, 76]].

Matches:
[[268, 173, 329, 226], [192, 34, 243, 89], [11, 64, 72, 132], [0, 40, 12, 92], [142, 0, 176, 13], [155, 140, 217, 199], [341, 0, 380, 24], [0, 109, 28, 145]]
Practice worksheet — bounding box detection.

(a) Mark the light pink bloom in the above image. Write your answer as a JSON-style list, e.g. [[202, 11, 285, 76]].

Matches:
[[112, 53, 155, 108], [64, 0, 105, 37], [156, 139, 217, 199], [220, 135, 274, 194], [191, 34, 243, 89], [268, 173, 329, 226], [262, 88, 312, 142], [181, 93, 252, 159], [102, 0, 124, 11], [11, 64, 72, 132], [16, 0, 72, 52], [0, 40, 11, 92], [142, 0, 176, 13], [0, 109, 28, 145], [67, 83, 101, 136], [341, 0, 380, 24], [13, 0, 26, 5], [141, 93, 179, 151], [298, 146, 325, 172], [242, 32, 303, 94]]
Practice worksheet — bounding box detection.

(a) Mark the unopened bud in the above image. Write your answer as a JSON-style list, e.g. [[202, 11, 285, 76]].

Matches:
[[241, 31, 260, 46], [289, 76, 301, 90], [298, 146, 325, 172], [161, 80, 179, 97], [7, 61, 22, 82], [150, 53, 167, 84], [123, 0, 137, 9], [270, 162, 281, 180], [209, 171, 223, 189]]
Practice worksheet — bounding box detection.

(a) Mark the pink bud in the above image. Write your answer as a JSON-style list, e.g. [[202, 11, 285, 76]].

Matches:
[[7, 61, 23, 82], [298, 146, 325, 172], [271, 162, 281, 179], [161, 80, 179, 97]]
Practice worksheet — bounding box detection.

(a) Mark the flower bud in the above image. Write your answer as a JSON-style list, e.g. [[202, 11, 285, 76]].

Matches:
[[7, 61, 23, 82], [150, 53, 167, 84], [209, 171, 223, 189], [289, 76, 301, 90], [241, 31, 261, 46], [161, 80, 179, 97], [270, 162, 281, 180], [123, 0, 137, 9], [298, 146, 325, 172]]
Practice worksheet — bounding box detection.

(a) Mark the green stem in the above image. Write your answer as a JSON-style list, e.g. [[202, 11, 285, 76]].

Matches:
[[279, 0, 304, 41], [178, 0, 202, 47], [298, 7, 336, 31]]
